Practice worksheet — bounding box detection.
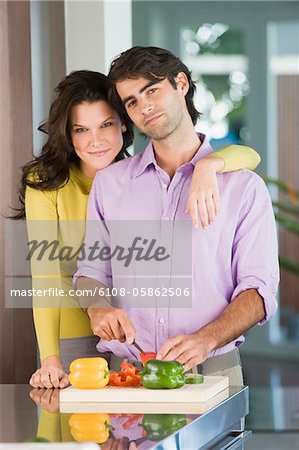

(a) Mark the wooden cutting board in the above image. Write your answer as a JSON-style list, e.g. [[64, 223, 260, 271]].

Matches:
[[60, 387, 230, 414], [60, 375, 228, 404]]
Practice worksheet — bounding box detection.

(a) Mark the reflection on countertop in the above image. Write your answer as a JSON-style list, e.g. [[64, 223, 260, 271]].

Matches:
[[1, 355, 299, 448], [0, 384, 249, 449]]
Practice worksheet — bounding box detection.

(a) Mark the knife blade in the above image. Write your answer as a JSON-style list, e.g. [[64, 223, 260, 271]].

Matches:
[[132, 341, 145, 354]]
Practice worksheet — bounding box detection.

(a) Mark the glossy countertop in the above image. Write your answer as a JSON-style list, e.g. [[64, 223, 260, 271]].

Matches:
[[0, 384, 250, 449]]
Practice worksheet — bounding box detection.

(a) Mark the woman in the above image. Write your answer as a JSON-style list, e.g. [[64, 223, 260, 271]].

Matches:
[[13, 70, 260, 388]]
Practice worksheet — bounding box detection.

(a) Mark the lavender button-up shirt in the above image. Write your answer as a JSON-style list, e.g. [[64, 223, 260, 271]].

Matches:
[[74, 134, 279, 361]]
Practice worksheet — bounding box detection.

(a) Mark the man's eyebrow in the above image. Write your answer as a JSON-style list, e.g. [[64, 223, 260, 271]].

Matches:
[[122, 95, 134, 107], [139, 79, 160, 94], [121, 79, 161, 106]]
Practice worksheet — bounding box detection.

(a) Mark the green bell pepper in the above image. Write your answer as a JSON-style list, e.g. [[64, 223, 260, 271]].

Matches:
[[142, 414, 187, 441], [141, 360, 185, 389]]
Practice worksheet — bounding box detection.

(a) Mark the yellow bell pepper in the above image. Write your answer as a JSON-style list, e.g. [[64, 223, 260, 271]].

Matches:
[[69, 413, 110, 444], [68, 357, 110, 389]]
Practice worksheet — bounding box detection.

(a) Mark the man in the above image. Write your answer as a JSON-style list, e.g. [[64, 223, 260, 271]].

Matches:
[[74, 47, 279, 384]]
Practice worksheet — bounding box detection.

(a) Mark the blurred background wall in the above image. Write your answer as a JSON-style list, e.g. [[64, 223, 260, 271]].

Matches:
[[0, 0, 36, 384], [0, 0, 298, 383]]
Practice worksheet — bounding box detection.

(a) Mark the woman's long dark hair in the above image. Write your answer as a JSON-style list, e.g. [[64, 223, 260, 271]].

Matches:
[[12, 70, 133, 219]]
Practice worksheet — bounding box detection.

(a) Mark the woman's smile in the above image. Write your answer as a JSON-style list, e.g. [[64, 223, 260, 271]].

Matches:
[[87, 149, 110, 157]]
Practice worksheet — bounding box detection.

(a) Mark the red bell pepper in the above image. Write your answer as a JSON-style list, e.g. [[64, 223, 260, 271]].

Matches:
[[140, 352, 157, 366], [122, 414, 143, 429], [109, 361, 141, 387], [120, 361, 140, 377]]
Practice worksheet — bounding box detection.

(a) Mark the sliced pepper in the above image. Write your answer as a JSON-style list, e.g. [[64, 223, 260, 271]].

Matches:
[[184, 373, 204, 384], [141, 360, 185, 389], [68, 357, 110, 389], [120, 360, 140, 377], [109, 360, 141, 387], [109, 373, 141, 387], [122, 414, 143, 429], [108, 413, 143, 429]]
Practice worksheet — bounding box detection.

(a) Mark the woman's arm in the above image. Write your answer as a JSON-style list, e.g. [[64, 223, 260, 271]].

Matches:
[[187, 145, 261, 228], [26, 186, 68, 388]]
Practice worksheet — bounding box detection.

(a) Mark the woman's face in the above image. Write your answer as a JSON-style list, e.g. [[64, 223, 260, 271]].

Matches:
[[70, 100, 125, 178]]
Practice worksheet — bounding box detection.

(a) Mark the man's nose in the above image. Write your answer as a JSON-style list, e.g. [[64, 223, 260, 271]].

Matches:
[[140, 100, 154, 116]]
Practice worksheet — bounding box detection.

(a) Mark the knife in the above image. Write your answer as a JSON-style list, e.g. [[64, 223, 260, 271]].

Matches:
[[132, 341, 145, 354]]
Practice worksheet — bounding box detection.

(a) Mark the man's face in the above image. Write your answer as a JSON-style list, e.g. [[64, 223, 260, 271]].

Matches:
[[116, 75, 188, 141]]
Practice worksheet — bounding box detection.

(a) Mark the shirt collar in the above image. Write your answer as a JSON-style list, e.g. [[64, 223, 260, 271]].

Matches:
[[132, 132, 213, 179], [132, 141, 158, 179], [189, 132, 213, 166]]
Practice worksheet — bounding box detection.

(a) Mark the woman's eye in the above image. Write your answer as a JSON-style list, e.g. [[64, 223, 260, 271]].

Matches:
[[102, 122, 113, 128], [74, 128, 86, 133]]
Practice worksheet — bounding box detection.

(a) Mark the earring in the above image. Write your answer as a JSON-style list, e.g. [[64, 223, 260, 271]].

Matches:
[[121, 124, 127, 132]]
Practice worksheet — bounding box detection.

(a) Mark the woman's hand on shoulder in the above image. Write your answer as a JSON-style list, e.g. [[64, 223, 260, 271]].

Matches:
[[186, 156, 224, 228], [29, 355, 69, 389], [186, 156, 224, 229]]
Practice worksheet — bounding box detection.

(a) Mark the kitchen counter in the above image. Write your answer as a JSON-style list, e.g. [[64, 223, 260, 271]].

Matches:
[[0, 384, 250, 449]]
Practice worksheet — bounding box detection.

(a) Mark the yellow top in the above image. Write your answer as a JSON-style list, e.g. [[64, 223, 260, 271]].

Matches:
[[25, 164, 93, 362], [26, 146, 260, 363], [213, 145, 261, 172]]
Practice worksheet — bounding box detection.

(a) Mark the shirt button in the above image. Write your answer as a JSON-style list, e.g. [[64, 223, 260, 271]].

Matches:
[[164, 217, 170, 221], [159, 318, 165, 324], [162, 184, 168, 189]]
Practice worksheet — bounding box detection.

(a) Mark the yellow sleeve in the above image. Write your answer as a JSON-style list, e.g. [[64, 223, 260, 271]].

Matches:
[[36, 410, 61, 442], [210, 145, 261, 172], [25, 185, 61, 361], [36, 410, 73, 443]]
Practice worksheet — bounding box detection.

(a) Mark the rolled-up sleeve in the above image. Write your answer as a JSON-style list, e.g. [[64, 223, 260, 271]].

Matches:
[[231, 175, 279, 324], [73, 174, 112, 288]]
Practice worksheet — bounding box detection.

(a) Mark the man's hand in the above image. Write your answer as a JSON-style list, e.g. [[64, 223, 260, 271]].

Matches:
[[156, 332, 215, 372], [76, 277, 136, 344], [156, 289, 266, 372], [88, 306, 136, 344]]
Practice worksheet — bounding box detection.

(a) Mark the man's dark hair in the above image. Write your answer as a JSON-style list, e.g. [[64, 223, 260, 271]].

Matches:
[[108, 46, 200, 125]]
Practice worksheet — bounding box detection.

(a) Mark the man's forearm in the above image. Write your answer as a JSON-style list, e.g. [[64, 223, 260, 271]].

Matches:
[[197, 289, 266, 351], [75, 276, 113, 310]]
